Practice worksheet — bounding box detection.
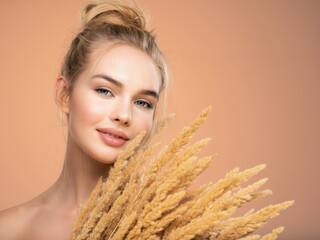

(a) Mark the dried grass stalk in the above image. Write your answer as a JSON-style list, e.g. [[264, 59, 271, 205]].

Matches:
[[70, 107, 294, 240]]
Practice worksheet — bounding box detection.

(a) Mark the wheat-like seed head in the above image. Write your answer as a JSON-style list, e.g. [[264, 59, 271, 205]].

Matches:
[[70, 107, 293, 240]]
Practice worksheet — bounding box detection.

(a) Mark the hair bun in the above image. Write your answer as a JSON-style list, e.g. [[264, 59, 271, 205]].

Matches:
[[81, 0, 148, 31]]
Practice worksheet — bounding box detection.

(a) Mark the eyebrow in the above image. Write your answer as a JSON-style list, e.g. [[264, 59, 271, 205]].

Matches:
[[92, 74, 123, 87], [140, 89, 159, 100], [92, 74, 159, 100]]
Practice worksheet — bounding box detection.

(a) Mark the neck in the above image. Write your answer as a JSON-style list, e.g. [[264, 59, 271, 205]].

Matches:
[[52, 136, 111, 207]]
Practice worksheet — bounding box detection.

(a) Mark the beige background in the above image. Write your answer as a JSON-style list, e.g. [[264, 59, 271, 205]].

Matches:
[[0, 0, 319, 239]]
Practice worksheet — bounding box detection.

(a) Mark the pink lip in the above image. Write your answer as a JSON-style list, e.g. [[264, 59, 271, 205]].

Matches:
[[96, 128, 129, 147], [97, 128, 129, 139]]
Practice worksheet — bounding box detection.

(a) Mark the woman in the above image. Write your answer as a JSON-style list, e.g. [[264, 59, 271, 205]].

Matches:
[[0, 1, 168, 239]]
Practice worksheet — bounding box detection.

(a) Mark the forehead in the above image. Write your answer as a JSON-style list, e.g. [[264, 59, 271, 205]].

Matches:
[[87, 43, 161, 92]]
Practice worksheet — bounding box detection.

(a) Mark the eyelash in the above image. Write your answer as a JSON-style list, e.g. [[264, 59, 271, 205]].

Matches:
[[95, 88, 152, 109], [96, 88, 113, 96], [135, 100, 152, 109]]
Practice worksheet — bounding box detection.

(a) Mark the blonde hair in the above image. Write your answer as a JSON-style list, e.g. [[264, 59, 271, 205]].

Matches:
[[61, 0, 169, 100]]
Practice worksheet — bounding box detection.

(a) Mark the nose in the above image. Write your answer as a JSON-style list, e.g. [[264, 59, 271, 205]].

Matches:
[[109, 99, 132, 126]]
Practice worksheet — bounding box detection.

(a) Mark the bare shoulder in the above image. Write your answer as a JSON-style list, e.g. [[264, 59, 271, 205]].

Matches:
[[0, 193, 78, 240], [0, 202, 37, 240]]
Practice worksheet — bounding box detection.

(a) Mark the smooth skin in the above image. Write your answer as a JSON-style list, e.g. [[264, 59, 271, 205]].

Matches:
[[0, 43, 161, 240]]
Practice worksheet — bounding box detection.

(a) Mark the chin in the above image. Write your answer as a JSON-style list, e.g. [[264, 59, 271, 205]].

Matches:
[[95, 158, 117, 165], [91, 147, 122, 165]]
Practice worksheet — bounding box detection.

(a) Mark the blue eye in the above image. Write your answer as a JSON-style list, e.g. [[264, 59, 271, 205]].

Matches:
[[96, 88, 112, 96], [135, 100, 152, 109]]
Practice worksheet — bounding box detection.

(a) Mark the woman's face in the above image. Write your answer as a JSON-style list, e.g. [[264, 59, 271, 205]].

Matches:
[[65, 43, 161, 164]]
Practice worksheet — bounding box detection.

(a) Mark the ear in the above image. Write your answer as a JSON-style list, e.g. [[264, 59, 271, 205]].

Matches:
[[54, 76, 70, 115]]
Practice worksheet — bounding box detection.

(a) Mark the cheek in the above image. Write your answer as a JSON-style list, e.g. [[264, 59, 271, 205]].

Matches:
[[133, 110, 154, 135], [70, 92, 107, 130]]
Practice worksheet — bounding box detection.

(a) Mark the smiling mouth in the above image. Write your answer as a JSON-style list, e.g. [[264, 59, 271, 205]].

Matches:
[[103, 132, 123, 139], [96, 128, 129, 147], [97, 128, 129, 139]]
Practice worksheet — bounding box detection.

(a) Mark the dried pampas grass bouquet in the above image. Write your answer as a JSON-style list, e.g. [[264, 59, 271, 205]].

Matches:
[[70, 107, 293, 240]]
